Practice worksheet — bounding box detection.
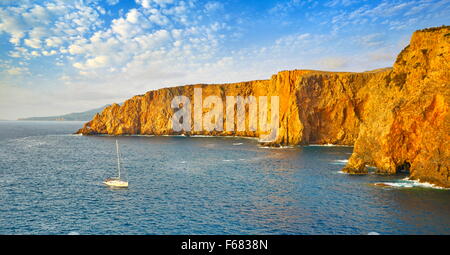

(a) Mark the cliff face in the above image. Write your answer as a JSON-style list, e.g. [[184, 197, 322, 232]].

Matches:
[[343, 27, 450, 188], [77, 70, 383, 145], [77, 26, 450, 187]]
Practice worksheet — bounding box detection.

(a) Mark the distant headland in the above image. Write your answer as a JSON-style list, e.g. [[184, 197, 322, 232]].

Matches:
[[18, 105, 109, 121]]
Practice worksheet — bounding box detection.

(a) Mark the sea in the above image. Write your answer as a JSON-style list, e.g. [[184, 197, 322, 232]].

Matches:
[[0, 121, 449, 235]]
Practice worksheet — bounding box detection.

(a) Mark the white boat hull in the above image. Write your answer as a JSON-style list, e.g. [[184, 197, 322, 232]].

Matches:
[[103, 179, 128, 188], [104, 140, 129, 188]]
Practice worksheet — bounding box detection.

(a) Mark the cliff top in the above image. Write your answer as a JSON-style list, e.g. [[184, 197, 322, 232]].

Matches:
[[416, 25, 450, 33]]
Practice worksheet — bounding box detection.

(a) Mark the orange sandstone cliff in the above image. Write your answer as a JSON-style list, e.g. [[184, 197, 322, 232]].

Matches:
[[77, 70, 379, 145], [342, 26, 450, 188], [77, 26, 450, 187]]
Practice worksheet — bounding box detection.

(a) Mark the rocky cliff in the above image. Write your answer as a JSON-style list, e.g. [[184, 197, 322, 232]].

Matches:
[[342, 26, 450, 188], [77, 70, 381, 145], [77, 26, 450, 187]]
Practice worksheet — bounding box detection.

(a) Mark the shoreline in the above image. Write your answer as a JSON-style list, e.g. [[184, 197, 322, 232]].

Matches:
[[77, 133, 448, 190]]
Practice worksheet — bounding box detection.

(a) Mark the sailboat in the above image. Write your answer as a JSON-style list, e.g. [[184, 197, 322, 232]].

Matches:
[[103, 140, 129, 188]]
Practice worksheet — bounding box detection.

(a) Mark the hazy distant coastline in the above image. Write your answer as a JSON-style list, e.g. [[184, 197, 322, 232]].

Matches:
[[17, 105, 109, 122]]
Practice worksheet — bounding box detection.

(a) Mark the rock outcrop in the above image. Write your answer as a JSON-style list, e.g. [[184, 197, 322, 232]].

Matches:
[[77, 70, 383, 145], [342, 26, 450, 188], [77, 26, 450, 188]]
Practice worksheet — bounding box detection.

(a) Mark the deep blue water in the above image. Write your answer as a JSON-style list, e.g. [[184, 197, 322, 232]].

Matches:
[[0, 121, 449, 235]]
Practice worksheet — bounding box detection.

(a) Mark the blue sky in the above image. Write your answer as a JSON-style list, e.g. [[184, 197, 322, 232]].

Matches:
[[0, 0, 449, 119]]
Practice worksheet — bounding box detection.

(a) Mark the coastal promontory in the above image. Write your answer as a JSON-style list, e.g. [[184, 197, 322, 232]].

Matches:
[[77, 26, 450, 188]]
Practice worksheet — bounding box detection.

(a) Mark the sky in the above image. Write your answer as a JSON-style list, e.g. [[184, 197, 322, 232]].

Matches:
[[0, 0, 449, 119]]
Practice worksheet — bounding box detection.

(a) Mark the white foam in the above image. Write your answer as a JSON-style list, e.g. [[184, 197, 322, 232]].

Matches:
[[46, 134, 83, 137], [375, 177, 449, 190], [11, 137, 48, 148], [258, 145, 295, 149], [233, 143, 243, 145], [330, 159, 349, 165], [190, 135, 258, 140], [236, 136, 258, 140], [222, 159, 235, 162], [307, 144, 353, 147]]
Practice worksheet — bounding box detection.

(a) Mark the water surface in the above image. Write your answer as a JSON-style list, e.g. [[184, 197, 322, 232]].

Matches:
[[0, 121, 449, 234]]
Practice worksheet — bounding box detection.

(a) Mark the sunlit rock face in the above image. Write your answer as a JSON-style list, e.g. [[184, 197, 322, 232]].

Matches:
[[77, 26, 450, 187], [76, 69, 381, 145], [343, 26, 450, 188]]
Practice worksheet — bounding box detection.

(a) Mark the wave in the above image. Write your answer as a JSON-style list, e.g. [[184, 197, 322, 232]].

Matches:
[[330, 159, 349, 165], [189, 135, 258, 140], [258, 145, 295, 149], [307, 144, 353, 147], [46, 134, 83, 137], [374, 178, 449, 190], [9, 137, 48, 148], [93, 134, 158, 137]]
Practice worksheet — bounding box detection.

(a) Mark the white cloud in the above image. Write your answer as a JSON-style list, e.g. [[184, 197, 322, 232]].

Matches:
[[24, 38, 41, 48], [73, 55, 109, 70], [9, 36, 22, 45], [42, 50, 57, 56], [126, 9, 141, 24], [274, 33, 313, 48], [316, 57, 348, 69], [68, 44, 87, 55], [5, 66, 29, 75], [85, 55, 109, 68], [325, 0, 362, 7], [134, 29, 170, 49], [106, 0, 120, 5], [29, 26, 48, 39], [136, 0, 152, 9], [0, 9, 26, 45], [269, 0, 307, 15], [22, 4, 50, 25], [72, 62, 84, 69], [136, 0, 175, 9], [204, 2, 224, 13], [148, 12, 169, 26], [356, 33, 384, 48], [327, 0, 450, 32], [111, 8, 151, 38], [45, 37, 63, 47], [0, 0, 231, 119], [112, 18, 135, 38], [0, 0, 104, 61]]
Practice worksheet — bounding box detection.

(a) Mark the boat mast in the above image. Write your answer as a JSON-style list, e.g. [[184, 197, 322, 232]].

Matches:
[[116, 140, 121, 179]]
